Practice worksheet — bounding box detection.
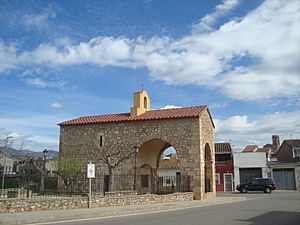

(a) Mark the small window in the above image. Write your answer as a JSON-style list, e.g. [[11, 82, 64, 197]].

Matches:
[[100, 136, 103, 147], [215, 173, 221, 185], [141, 175, 149, 188], [293, 148, 300, 159]]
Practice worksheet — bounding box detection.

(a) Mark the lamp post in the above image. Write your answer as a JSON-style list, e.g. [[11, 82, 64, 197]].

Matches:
[[133, 145, 139, 191], [41, 148, 48, 194], [1, 136, 13, 192], [43, 148, 48, 161]]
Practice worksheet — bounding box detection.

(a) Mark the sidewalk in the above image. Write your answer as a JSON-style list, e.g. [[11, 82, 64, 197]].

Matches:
[[0, 194, 248, 225]]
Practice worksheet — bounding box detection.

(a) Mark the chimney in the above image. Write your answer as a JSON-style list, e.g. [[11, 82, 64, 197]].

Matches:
[[272, 135, 280, 151]]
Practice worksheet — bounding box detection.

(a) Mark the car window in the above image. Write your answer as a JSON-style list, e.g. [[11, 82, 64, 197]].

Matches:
[[250, 180, 258, 185]]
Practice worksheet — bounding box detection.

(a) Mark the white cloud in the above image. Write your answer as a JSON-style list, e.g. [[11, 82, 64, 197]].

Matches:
[[23, 5, 56, 29], [1, 0, 300, 101], [51, 102, 64, 109], [192, 0, 240, 32], [214, 111, 300, 151], [23, 77, 65, 88], [0, 42, 22, 73], [160, 105, 182, 110], [0, 114, 66, 151]]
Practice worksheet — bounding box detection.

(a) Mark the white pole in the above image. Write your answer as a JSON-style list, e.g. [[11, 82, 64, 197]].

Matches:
[[89, 177, 92, 208], [1, 136, 13, 192], [88, 161, 92, 208], [1, 154, 6, 191]]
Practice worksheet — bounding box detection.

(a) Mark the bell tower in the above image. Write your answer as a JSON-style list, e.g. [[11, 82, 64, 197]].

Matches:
[[130, 90, 151, 116]]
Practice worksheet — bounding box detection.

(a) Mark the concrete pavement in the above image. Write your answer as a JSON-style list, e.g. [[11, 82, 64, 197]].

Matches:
[[0, 193, 248, 225]]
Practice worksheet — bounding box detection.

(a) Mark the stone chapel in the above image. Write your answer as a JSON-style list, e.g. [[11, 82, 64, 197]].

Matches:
[[58, 90, 215, 199]]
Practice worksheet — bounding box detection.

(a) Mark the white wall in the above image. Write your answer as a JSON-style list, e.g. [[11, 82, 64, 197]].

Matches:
[[0, 156, 15, 174], [158, 169, 180, 177], [234, 152, 268, 187]]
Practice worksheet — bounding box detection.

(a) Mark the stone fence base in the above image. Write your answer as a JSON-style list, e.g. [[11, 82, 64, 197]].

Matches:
[[0, 192, 193, 213]]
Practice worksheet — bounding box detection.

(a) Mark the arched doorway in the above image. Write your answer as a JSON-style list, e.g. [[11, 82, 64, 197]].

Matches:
[[139, 164, 152, 194], [205, 143, 213, 193]]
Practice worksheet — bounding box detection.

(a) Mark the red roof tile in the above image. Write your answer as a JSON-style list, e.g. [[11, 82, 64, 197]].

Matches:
[[256, 147, 271, 153], [242, 145, 258, 153], [159, 158, 180, 170], [215, 143, 232, 154], [59, 106, 208, 126]]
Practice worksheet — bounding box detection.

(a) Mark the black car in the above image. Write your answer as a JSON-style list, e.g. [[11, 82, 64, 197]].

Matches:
[[236, 178, 276, 193]]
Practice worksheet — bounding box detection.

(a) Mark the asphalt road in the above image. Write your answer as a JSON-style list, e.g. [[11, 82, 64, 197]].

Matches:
[[39, 192, 300, 225]]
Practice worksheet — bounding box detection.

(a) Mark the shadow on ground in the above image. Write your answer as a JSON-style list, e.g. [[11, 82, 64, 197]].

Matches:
[[236, 211, 300, 225]]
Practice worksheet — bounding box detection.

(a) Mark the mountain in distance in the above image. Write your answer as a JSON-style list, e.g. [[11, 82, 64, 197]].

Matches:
[[0, 147, 59, 159]]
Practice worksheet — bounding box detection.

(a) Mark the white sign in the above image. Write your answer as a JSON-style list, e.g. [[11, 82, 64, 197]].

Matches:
[[87, 163, 95, 178]]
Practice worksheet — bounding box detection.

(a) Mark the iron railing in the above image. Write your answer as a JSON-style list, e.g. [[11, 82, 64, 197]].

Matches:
[[0, 174, 191, 199]]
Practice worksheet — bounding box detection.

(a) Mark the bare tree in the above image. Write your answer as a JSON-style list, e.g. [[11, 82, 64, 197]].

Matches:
[[28, 158, 47, 194], [95, 149, 135, 191]]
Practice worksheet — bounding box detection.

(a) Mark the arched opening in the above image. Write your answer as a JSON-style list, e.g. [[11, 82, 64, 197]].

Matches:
[[139, 164, 152, 194], [157, 146, 181, 194], [205, 143, 213, 193], [136, 139, 189, 194], [144, 96, 148, 108]]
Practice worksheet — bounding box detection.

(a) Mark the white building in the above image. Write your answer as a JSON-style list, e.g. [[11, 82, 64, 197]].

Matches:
[[0, 156, 15, 175], [234, 152, 268, 186]]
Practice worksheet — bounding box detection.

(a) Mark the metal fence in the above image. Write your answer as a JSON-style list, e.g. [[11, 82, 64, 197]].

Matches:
[[0, 173, 191, 199]]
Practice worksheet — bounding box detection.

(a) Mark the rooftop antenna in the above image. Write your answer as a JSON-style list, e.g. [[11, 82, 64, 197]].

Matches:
[[290, 133, 293, 139], [141, 83, 144, 91]]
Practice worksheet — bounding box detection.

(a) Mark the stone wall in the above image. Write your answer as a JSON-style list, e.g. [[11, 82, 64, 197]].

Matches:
[[0, 193, 193, 213]]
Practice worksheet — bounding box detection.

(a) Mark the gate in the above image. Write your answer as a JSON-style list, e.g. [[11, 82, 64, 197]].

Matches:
[[273, 169, 296, 190]]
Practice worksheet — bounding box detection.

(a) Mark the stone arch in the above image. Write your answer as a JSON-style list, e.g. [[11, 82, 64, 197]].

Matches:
[[137, 138, 173, 176], [136, 138, 182, 194], [136, 135, 180, 155], [204, 143, 213, 193]]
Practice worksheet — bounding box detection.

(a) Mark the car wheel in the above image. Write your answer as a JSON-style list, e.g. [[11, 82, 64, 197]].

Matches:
[[241, 188, 247, 193], [264, 187, 272, 193]]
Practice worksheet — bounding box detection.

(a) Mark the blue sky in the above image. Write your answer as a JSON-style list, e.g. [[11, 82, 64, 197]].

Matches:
[[0, 0, 299, 152]]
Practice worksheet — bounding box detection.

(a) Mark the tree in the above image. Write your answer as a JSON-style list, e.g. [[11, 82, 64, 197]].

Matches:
[[28, 158, 47, 194], [95, 150, 135, 191], [54, 156, 83, 194]]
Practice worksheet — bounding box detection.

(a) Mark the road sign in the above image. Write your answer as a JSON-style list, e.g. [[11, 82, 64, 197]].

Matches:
[[87, 163, 95, 178]]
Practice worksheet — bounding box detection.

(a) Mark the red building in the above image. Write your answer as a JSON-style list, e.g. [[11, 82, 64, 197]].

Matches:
[[215, 143, 234, 192]]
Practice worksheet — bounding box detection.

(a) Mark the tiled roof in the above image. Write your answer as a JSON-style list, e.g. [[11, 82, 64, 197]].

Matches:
[[256, 147, 271, 153], [242, 145, 258, 153], [215, 143, 232, 154], [284, 139, 300, 148], [159, 158, 180, 170], [59, 106, 208, 126]]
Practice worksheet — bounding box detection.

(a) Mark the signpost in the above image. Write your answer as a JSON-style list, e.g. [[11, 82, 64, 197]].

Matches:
[[87, 162, 95, 208]]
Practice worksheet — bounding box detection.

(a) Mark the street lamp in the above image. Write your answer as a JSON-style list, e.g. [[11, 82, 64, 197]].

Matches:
[[41, 148, 48, 194], [43, 149, 48, 161], [1, 136, 13, 192], [133, 145, 139, 191]]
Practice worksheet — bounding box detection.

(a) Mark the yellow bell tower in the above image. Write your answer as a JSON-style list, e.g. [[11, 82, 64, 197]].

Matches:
[[130, 90, 151, 116]]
